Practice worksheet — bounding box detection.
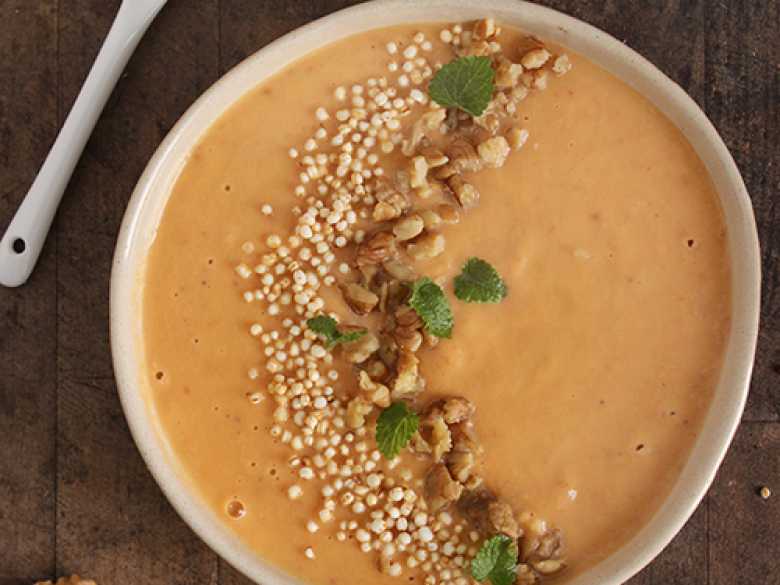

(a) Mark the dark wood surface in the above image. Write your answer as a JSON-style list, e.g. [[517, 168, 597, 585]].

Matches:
[[0, 1, 777, 584]]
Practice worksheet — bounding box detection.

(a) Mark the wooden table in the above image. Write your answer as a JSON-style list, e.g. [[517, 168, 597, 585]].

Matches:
[[1, 1, 777, 584]]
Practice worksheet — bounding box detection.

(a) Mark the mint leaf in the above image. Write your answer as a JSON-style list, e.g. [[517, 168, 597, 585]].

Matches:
[[376, 402, 419, 459], [454, 257, 508, 303], [335, 329, 367, 345], [428, 56, 495, 117], [306, 315, 366, 348], [471, 535, 518, 585], [408, 277, 454, 338]]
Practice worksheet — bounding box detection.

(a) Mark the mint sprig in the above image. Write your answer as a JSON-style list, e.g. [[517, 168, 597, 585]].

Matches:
[[454, 257, 508, 303], [375, 402, 419, 459], [306, 315, 366, 348], [471, 535, 518, 585], [408, 277, 454, 338], [428, 56, 495, 117]]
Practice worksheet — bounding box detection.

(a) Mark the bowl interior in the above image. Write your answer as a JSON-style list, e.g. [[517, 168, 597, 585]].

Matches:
[[110, 2, 760, 584]]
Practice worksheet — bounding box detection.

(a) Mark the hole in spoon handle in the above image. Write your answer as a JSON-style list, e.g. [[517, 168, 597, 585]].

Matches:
[[0, 230, 35, 287]]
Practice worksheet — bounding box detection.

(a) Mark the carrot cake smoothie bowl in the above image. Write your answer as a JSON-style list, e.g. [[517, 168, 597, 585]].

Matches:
[[110, 5, 759, 585]]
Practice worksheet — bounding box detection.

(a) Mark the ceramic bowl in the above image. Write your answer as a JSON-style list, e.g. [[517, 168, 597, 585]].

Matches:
[[110, 1, 761, 583]]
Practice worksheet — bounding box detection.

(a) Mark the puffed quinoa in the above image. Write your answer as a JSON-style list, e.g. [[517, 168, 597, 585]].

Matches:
[[222, 20, 569, 584]]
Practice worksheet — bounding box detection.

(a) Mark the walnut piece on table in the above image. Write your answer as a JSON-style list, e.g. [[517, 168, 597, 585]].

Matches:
[[35, 577, 97, 585]]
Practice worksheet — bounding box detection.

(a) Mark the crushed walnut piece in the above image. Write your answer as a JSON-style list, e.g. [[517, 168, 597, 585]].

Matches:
[[478, 136, 511, 168], [393, 304, 424, 352], [233, 17, 571, 585], [446, 138, 484, 173], [391, 349, 423, 399], [356, 231, 398, 267], [406, 231, 446, 261], [341, 282, 379, 315], [447, 175, 480, 208], [393, 213, 425, 241], [425, 463, 464, 512], [357, 370, 391, 407]]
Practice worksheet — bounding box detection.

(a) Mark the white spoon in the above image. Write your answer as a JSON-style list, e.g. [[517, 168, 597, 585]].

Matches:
[[0, 0, 168, 287]]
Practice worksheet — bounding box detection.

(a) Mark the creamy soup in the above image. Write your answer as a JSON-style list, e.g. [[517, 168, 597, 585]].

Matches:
[[142, 21, 730, 585]]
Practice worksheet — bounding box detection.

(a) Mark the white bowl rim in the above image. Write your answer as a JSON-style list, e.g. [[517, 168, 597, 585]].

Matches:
[[110, 1, 761, 584]]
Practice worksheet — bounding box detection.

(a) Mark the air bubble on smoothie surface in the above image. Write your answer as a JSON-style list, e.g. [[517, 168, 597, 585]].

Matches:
[[226, 499, 246, 519]]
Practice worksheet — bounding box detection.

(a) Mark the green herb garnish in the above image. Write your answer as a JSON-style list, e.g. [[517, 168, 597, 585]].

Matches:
[[306, 315, 366, 348], [454, 257, 508, 303], [471, 535, 519, 585], [408, 277, 454, 338], [428, 56, 495, 117], [375, 402, 420, 459]]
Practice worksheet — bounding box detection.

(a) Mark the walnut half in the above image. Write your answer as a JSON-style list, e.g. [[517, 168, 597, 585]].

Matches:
[[356, 231, 398, 267]]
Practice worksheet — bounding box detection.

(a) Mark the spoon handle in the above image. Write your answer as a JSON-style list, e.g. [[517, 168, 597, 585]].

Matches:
[[0, 0, 166, 287]]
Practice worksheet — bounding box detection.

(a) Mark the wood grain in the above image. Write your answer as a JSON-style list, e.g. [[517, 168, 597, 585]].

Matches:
[[219, 0, 364, 73], [626, 504, 709, 585], [704, 0, 780, 423], [0, 1, 777, 584], [0, 1, 58, 583], [53, 0, 219, 582], [219, 562, 254, 585], [709, 422, 780, 584], [542, 0, 706, 102]]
